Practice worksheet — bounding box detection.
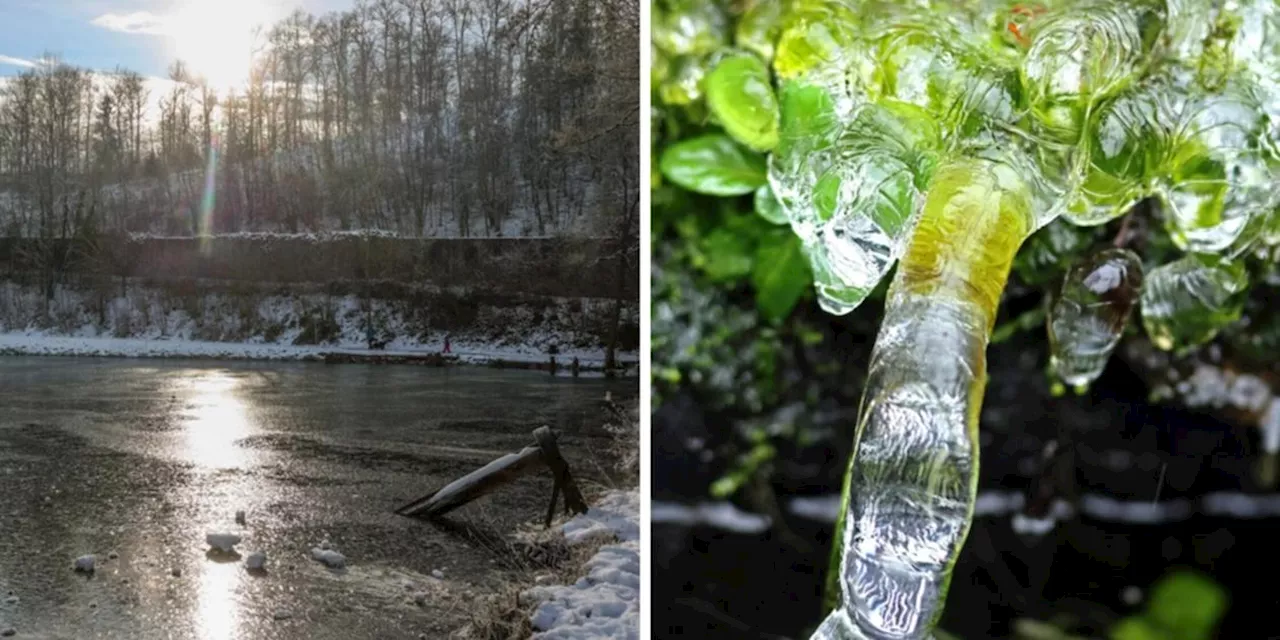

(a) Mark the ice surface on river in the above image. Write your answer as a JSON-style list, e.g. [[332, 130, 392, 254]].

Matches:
[[1047, 249, 1144, 387]]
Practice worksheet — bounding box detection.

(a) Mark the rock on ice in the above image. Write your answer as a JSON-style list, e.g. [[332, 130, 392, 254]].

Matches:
[[206, 532, 242, 552], [245, 552, 267, 570], [310, 548, 346, 568], [73, 555, 95, 572]]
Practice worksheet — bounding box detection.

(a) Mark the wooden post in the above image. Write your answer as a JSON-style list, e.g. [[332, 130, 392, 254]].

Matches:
[[534, 426, 588, 516], [544, 481, 562, 528]]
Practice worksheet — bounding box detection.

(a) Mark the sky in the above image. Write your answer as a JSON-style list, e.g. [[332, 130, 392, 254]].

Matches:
[[0, 0, 355, 87]]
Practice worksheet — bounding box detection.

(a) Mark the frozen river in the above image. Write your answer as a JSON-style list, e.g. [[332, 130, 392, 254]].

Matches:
[[0, 356, 635, 639]]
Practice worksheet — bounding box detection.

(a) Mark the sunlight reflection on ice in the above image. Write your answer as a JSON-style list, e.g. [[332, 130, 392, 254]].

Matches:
[[197, 560, 243, 640], [177, 371, 255, 639], [179, 372, 254, 469]]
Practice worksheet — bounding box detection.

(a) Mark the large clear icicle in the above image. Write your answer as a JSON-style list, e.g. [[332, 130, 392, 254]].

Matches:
[[815, 159, 1032, 640], [1047, 248, 1144, 388]]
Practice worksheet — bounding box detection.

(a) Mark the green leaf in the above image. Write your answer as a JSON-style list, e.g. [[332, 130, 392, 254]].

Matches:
[[660, 133, 768, 196], [706, 51, 780, 151], [700, 227, 754, 282], [753, 230, 810, 322], [1144, 570, 1227, 640], [1109, 617, 1167, 640], [754, 184, 788, 225], [778, 81, 837, 143]]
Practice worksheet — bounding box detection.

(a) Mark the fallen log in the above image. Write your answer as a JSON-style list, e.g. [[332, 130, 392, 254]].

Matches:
[[395, 426, 589, 524]]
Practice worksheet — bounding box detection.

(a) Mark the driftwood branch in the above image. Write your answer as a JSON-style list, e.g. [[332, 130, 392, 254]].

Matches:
[[396, 426, 589, 526]]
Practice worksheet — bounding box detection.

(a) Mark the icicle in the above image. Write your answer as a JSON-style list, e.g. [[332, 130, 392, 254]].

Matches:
[[815, 159, 1032, 639], [1047, 248, 1144, 388]]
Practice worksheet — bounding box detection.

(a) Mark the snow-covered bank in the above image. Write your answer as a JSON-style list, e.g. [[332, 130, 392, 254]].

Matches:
[[0, 280, 637, 372], [0, 332, 637, 373], [523, 491, 640, 639], [0, 333, 323, 360]]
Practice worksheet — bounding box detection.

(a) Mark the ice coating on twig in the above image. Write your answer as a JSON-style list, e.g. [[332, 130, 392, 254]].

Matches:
[[1048, 248, 1144, 388], [815, 159, 1031, 639]]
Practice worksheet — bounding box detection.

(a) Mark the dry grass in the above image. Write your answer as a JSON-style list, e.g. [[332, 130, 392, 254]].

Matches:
[[452, 504, 620, 640]]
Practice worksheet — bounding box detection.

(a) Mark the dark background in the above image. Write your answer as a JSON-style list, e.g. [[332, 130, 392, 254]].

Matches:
[[652, 302, 1280, 640]]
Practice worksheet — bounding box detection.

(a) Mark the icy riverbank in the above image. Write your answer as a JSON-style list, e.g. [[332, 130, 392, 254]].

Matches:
[[0, 332, 637, 373], [523, 490, 640, 639]]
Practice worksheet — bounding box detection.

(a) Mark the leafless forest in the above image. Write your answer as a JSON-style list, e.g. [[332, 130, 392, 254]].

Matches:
[[0, 0, 639, 241]]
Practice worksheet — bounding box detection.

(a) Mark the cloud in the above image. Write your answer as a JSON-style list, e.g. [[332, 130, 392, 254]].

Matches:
[[0, 55, 38, 68], [90, 11, 170, 36]]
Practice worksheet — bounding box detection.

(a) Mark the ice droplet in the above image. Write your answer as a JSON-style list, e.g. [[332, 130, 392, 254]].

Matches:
[[1048, 248, 1144, 387], [1140, 255, 1248, 351]]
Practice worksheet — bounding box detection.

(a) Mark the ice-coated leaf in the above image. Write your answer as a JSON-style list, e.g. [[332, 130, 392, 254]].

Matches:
[[1072, 86, 1171, 226], [1020, 1, 1161, 138], [770, 100, 938, 315], [1047, 248, 1144, 387], [771, 0, 862, 81], [873, 20, 1020, 139], [706, 51, 781, 151], [660, 133, 768, 196], [1159, 91, 1278, 255], [1140, 255, 1248, 351]]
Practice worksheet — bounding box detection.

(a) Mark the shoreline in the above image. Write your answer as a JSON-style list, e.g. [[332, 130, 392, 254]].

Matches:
[[0, 333, 639, 376]]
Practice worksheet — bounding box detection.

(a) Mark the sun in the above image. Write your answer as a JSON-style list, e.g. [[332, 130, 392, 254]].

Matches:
[[168, 0, 268, 90]]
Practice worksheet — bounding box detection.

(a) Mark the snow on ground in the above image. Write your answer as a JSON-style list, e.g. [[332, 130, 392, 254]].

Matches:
[[561, 491, 640, 545], [0, 333, 326, 361], [523, 490, 640, 640]]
